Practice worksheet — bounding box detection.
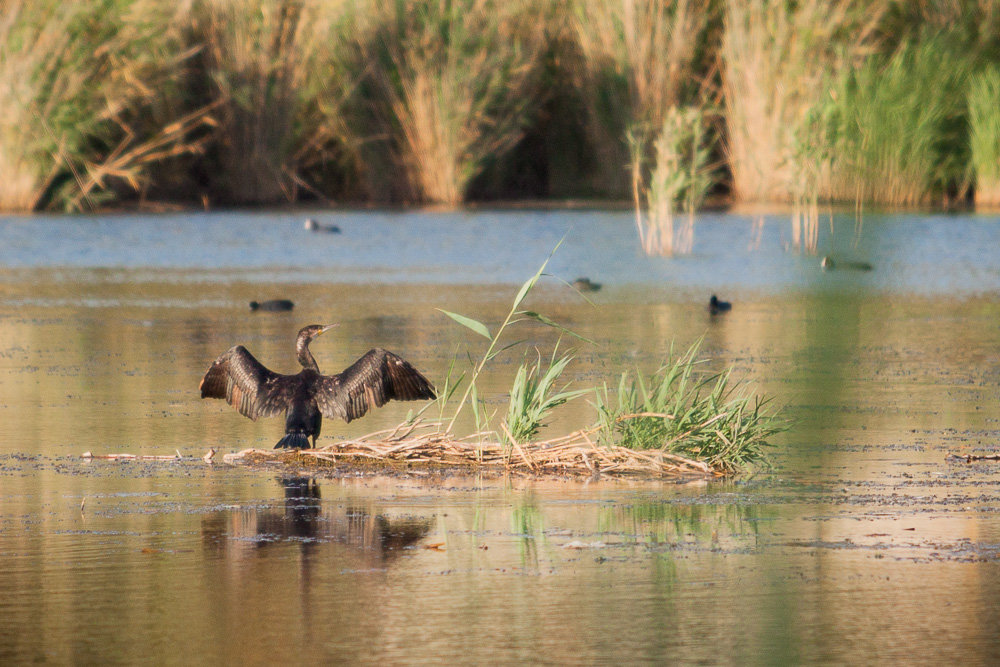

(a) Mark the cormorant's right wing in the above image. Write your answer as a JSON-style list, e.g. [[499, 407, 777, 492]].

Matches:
[[199, 345, 290, 420]]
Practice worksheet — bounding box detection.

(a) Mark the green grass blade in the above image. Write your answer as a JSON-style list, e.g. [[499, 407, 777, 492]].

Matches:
[[437, 308, 492, 340]]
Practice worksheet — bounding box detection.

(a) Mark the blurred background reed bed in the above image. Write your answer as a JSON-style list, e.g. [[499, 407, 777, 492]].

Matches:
[[4, 0, 1000, 212]]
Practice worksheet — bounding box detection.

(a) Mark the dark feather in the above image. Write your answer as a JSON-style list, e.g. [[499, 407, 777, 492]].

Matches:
[[314, 348, 436, 423], [199, 345, 289, 421]]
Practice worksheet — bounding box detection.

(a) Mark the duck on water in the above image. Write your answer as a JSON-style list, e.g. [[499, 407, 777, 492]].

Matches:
[[200, 324, 436, 449], [708, 295, 731, 314], [250, 299, 294, 312], [304, 218, 341, 233]]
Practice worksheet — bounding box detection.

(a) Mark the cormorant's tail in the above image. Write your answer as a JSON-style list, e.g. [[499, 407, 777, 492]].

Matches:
[[275, 433, 311, 449]]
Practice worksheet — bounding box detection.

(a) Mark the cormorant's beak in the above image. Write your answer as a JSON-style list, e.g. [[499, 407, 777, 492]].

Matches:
[[318, 323, 339, 335]]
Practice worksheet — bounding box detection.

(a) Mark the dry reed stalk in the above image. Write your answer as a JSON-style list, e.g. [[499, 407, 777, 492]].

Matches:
[[220, 416, 722, 477], [0, 1, 95, 210], [0, 0, 214, 211]]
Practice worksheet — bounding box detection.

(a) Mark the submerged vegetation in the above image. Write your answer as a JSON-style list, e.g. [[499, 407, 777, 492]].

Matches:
[[3, 0, 1000, 211]]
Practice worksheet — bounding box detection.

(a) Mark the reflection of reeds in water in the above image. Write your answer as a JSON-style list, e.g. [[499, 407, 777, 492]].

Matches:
[[602, 501, 767, 546], [630, 107, 713, 256], [788, 111, 823, 254], [968, 66, 1000, 209]]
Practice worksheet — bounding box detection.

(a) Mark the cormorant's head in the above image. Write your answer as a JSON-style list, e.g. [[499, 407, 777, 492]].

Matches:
[[298, 323, 338, 341]]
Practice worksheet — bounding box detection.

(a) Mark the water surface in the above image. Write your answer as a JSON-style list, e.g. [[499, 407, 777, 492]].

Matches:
[[2, 210, 1000, 664]]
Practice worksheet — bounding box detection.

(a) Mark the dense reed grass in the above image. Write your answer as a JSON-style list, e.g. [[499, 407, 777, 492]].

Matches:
[[6, 0, 1000, 211], [569, 0, 713, 195], [0, 0, 207, 211], [968, 66, 1000, 208], [824, 34, 973, 207], [720, 0, 884, 203], [193, 0, 373, 204], [363, 0, 545, 204]]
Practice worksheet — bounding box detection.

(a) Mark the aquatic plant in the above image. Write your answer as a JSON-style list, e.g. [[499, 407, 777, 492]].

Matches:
[[502, 347, 588, 446], [435, 249, 782, 473], [438, 240, 588, 436], [594, 339, 783, 472], [629, 105, 715, 256], [968, 65, 1000, 208]]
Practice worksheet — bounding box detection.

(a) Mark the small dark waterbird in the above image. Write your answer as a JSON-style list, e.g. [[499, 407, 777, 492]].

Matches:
[[573, 277, 602, 292], [304, 218, 341, 233], [199, 324, 436, 449], [250, 299, 294, 312], [821, 256, 873, 271], [708, 295, 731, 314]]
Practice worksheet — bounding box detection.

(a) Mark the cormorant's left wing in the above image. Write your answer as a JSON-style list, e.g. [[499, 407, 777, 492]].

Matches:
[[314, 348, 436, 423]]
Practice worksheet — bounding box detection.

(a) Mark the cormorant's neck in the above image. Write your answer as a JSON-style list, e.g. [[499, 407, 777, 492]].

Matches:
[[296, 335, 320, 372]]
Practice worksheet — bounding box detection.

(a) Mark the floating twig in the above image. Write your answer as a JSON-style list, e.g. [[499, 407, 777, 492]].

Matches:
[[947, 452, 1000, 463]]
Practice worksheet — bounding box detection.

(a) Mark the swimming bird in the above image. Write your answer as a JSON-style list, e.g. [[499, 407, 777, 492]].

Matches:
[[708, 295, 731, 314], [821, 256, 873, 271], [304, 218, 341, 233], [199, 324, 436, 449], [250, 299, 294, 312], [573, 277, 602, 292]]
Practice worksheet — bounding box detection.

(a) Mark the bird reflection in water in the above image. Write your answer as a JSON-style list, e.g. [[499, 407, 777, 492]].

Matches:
[[201, 477, 432, 567]]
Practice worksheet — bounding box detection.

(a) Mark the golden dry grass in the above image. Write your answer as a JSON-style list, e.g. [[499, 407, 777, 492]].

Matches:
[[222, 421, 719, 478]]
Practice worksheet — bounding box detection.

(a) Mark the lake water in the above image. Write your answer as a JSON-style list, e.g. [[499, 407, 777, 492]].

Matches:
[[2, 209, 1000, 664]]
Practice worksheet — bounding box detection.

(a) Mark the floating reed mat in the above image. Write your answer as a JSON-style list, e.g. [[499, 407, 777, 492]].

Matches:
[[222, 422, 720, 477]]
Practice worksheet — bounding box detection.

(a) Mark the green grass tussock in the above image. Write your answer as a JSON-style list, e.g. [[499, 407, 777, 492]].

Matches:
[[594, 339, 782, 473]]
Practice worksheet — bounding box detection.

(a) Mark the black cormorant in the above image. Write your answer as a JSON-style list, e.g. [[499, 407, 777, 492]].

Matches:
[[250, 299, 294, 312], [709, 295, 731, 314], [200, 324, 436, 449], [304, 218, 341, 233]]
